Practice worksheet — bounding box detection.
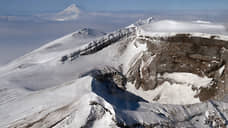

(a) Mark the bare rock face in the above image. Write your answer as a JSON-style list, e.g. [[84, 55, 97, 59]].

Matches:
[[127, 51, 158, 90], [81, 66, 127, 91], [127, 34, 228, 101]]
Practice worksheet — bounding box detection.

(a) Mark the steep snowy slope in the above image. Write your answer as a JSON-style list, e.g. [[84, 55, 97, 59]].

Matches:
[[0, 28, 106, 104], [1, 19, 228, 127]]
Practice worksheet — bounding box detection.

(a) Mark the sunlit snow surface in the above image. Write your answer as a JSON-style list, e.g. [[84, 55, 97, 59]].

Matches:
[[1, 20, 228, 127], [138, 20, 227, 35], [126, 72, 213, 105]]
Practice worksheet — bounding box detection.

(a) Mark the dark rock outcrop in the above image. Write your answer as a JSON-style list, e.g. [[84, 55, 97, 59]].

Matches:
[[127, 34, 228, 101], [60, 27, 136, 62], [81, 66, 127, 91]]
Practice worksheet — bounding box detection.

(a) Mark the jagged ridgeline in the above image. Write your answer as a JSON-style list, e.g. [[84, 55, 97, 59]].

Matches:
[[1, 19, 228, 127]]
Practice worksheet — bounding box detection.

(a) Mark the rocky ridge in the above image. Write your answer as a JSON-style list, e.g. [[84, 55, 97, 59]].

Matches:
[[1, 19, 228, 127]]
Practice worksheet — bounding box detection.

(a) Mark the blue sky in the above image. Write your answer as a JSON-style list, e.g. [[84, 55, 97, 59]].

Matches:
[[1, 0, 228, 15]]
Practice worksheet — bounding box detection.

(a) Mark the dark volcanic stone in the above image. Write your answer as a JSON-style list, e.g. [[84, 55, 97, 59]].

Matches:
[[127, 34, 228, 101]]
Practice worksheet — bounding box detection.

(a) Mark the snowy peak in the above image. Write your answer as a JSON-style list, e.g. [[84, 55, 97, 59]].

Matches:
[[55, 4, 80, 21], [1, 19, 228, 127], [72, 28, 106, 38], [58, 4, 80, 15], [37, 3, 81, 21], [64, 4, 78, 11], [130, 17, 154, 27]]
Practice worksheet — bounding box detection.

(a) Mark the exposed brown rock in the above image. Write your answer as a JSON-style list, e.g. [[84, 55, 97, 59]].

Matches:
[[127, 34, 228, 101]]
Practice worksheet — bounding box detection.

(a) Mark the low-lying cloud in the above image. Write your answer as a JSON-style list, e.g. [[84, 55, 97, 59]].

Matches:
[[0, 10, 228, 66]]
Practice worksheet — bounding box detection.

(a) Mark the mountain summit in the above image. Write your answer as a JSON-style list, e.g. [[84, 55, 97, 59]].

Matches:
[[62, 4, 80, 12], [1, 19, 228, 127], [38, 4, 81, 21], [55, 4, 80, 21]]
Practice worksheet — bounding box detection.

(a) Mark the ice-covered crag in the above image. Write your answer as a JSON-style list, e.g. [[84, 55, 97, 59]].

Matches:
[[1, 19, 228, 127]]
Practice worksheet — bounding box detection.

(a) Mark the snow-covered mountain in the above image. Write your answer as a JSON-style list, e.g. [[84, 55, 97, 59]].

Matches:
[[1, 19, 228, 127], [38, 4, 80, 21], [54, 4, 80, 21]]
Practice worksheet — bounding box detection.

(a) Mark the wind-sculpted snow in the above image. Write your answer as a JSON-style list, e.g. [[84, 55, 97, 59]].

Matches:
[[1, 19, 228, 127], [138, 20, 227, 35]]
